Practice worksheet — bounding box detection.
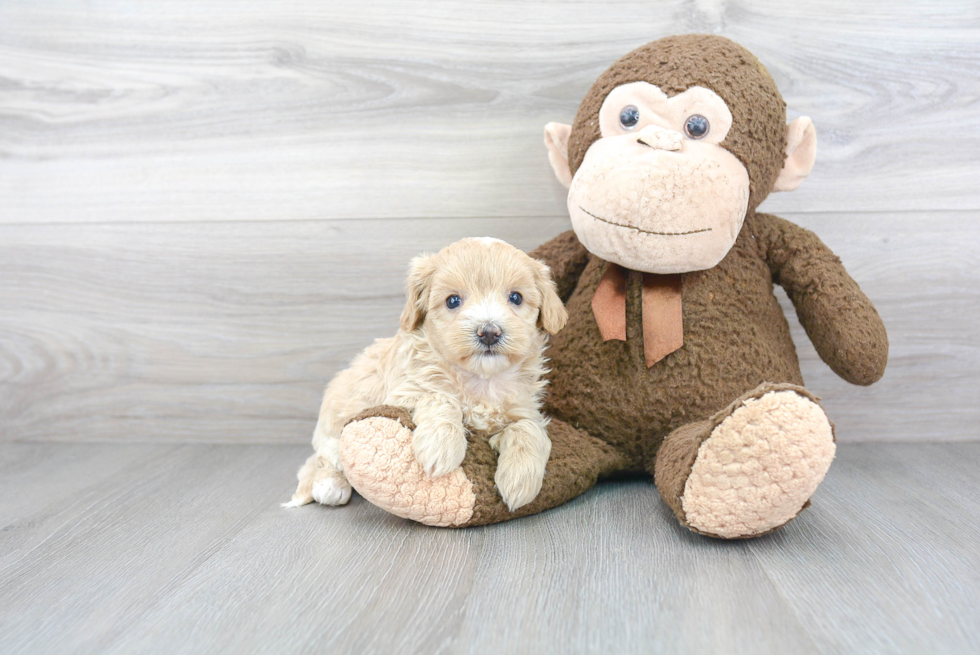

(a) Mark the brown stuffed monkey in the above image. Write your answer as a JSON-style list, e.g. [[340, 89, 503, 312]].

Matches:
[[334, 34, 888, 539]]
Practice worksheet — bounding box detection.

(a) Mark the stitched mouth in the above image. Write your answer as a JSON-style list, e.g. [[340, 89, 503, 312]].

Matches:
[[579, 207, 712, 236]]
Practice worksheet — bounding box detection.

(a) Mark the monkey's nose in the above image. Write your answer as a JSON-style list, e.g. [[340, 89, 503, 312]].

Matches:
[[636, 125, 683, 151], [477, 323, 502, 346]]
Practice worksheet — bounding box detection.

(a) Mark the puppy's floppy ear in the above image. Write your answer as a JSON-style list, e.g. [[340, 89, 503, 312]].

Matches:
[[533, 259, 568, 335], [400, 254, 437, 332]]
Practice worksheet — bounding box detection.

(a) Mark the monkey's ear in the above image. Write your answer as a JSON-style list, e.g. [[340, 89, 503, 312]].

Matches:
[[400, 254, 436, 332], [773, 117, 817, 192], [544, 122, 573, 189]]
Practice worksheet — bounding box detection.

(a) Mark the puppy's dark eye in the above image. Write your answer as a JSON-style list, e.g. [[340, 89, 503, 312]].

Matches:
[[446, 295, 462, 309], [619, 105, 640, 130], [684, 114, 709, 139], [508, 291, 523, 306]]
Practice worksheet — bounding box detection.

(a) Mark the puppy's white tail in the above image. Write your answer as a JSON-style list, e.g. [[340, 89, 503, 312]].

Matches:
[[281, 494, 313, 509]]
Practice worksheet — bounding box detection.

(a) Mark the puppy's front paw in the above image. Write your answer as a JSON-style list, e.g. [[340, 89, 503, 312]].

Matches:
[[490, 426, 550, 512], [412, 419, 467, 478], [494, 447, 547, 511]]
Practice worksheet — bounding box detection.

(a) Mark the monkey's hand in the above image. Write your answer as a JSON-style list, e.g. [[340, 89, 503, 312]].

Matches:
[[759, 213, 888, 386]]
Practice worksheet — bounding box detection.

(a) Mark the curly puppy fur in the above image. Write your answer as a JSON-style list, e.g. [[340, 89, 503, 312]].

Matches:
[[284, 237, 568, 512]]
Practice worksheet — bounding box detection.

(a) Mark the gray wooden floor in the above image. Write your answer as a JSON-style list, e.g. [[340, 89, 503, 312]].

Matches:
[[1, 442, 978, 655]]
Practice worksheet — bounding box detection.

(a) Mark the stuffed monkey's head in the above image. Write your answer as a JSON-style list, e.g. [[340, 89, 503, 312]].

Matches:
[[545, 35, 817, 274]]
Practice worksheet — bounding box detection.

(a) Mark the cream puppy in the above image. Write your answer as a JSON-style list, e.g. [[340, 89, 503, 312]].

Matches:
[[284, 237, 568, 512]]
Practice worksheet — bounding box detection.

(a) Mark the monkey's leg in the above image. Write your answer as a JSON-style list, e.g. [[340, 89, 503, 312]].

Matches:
[[340, 406, 629, 528], [652, 383, 836, 539]]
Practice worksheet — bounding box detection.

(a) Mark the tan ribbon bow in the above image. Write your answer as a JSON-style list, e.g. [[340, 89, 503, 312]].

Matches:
[[591, 264, 684, 367]]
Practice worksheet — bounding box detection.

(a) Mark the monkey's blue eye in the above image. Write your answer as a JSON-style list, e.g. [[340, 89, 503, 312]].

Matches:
[[508, 292, 523, 306], [619, 105, 640, 130], [684, 114, 709, 139], [446, 295, 462, 309]]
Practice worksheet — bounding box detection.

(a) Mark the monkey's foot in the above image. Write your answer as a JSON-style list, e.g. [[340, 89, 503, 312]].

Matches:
[[656, 384, 836, 539], [339, 406, 476, 527]]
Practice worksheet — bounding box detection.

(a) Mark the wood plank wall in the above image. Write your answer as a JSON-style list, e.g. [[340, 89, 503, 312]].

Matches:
[[2, 1, 978, 443]]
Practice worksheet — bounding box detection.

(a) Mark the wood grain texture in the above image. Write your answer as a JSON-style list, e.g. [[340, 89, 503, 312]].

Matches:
[[753, 443, 980, 654], [0, 444, 298, 654], [1, 211, 976, 444], [0, 442, 172, 526], [1, 0, 978, 224], [0, 442, 977, 654]]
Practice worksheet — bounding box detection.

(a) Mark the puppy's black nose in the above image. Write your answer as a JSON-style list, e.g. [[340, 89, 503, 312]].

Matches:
[[477, 323, 502, 346]]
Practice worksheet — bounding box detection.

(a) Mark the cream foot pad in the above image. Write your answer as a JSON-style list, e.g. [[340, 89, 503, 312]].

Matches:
[[682, 390, 836, 538], [340, 416, 475, 527]]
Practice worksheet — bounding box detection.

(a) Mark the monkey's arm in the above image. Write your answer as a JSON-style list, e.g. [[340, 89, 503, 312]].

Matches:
[[753, 213, 888, 386], [529, 230, 590, 302]]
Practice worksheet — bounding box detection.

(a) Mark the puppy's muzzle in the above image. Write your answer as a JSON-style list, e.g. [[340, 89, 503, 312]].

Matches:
[[477, 323, 502, 347]]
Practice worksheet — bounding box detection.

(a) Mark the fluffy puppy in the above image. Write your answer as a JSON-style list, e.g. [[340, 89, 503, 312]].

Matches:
[[284, 237, 568, 512]]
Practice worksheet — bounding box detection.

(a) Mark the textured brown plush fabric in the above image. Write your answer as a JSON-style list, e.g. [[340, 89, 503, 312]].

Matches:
[[346, 405, 416, 431], [538, 214, 883, 474], [530, 218, 882, 534], [458, 418, 631, 527], [756, 216, 890, 385], [651, 419, 714, 528], [567, 34, 787, 214]]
